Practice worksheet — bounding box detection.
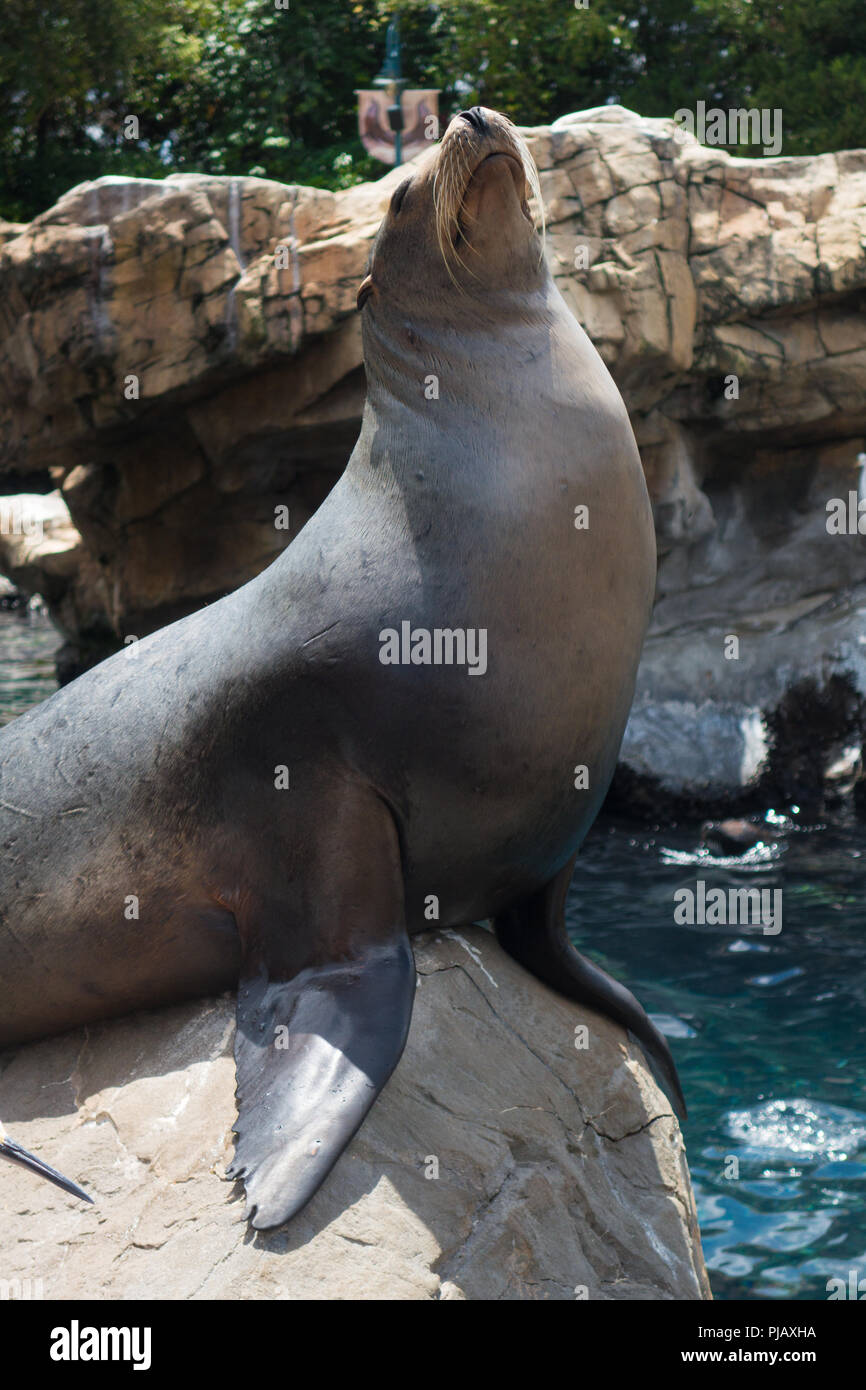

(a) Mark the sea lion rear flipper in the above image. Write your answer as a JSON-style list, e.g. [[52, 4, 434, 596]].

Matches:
[[493, 856, 687, 1120], [228, 793, 415, 1230]]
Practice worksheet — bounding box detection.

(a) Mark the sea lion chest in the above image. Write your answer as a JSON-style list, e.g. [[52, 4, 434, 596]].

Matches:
[[276, 307, 656, 916]]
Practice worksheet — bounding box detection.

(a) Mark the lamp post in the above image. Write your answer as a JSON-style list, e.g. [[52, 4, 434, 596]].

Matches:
[[374, 16, 407, 166], [357, 17, 438, 168]]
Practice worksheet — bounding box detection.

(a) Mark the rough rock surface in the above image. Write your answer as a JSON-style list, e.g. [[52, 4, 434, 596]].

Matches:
[[2, 108, 866, 805], [0, 169, 392, 646], [540, 109, 866, 812], [0, 927, 709, 1300], [0, 491, 111, 675]]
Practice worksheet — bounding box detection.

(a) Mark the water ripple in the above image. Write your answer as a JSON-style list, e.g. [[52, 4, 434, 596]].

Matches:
[[726, 1098, 866, 1161]]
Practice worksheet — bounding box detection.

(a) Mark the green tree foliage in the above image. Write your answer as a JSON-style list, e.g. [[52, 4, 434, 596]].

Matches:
[[398, 0, 866, 154], [729, 0, 866, 155], [1, 0, 865, 220], [0, 0, 389, 218], [0, 0, 216, 218]]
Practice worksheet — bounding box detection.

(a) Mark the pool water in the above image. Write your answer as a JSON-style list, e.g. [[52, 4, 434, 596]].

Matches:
[[0, 605, 58, 724], [3, 607, 864, 1300], [570, 814, 866, 1301]]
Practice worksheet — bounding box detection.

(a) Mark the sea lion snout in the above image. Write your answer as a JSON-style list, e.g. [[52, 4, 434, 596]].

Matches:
[[432, 106, 543, 277], [356, 105, 545, 323]]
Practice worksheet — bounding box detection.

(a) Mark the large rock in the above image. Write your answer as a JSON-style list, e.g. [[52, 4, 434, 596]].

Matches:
[[2, 110, 866, 806], [0, 927, 709, 1300], [0, 170, 398, 639]]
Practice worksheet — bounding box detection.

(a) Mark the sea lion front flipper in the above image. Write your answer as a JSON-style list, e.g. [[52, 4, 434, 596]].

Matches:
[[228, 793, 415, 1230], [493, 856, 687, 1120]]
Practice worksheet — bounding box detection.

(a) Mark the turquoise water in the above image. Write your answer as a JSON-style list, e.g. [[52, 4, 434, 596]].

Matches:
[[0, 605, 58, 724], [570, 816, 866, 1301], [4, 607, 864, 1299]]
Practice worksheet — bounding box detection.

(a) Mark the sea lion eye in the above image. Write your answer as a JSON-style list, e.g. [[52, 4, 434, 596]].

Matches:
[[390, 178, 411, 216]]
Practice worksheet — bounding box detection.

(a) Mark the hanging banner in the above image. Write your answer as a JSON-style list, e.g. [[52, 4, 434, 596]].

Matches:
[[356, 89, 440, 164]]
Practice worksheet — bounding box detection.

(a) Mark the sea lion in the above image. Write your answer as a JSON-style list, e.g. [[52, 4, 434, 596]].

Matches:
[[0, 107, 683, 1229]]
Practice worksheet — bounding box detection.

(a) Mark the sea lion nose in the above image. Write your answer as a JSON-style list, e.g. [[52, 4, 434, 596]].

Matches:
[[457, 107, 487, 132]]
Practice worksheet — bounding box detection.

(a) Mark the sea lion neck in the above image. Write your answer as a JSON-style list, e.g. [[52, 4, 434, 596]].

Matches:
[[360, 275, 560, 419], [345, 280, 594, 503]]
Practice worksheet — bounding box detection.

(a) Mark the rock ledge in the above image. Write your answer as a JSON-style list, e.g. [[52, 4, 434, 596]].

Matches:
[[0, 926, 708, 1300]]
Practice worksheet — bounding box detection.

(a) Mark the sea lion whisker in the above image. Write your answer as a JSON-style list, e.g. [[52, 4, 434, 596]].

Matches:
[[434, 162, 473, 288], [510, 129, 546, 259], [0, 1125, 93, 1204]]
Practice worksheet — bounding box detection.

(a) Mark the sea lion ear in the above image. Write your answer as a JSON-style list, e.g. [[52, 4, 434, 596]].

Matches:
[[357, 274, 374, 310]]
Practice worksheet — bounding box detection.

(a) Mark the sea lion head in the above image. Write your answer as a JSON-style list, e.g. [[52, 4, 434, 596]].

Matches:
[[357, 106, 545, 319]]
